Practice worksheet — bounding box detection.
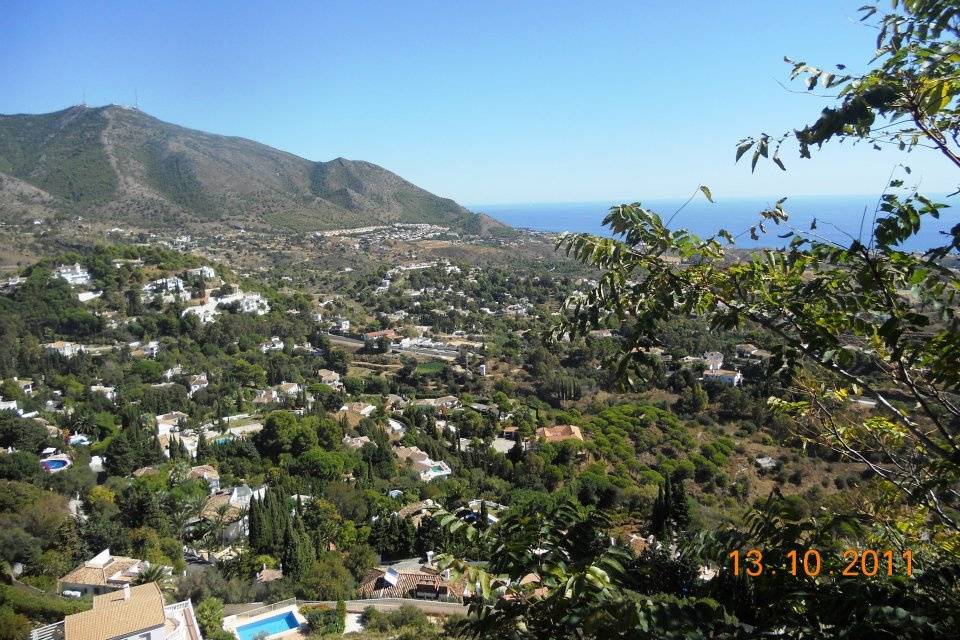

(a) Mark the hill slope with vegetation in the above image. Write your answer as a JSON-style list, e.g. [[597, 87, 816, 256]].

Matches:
[[0, 105, 505, 235]]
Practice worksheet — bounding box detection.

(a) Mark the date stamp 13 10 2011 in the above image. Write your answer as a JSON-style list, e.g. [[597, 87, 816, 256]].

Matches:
[[727, 549, 913, 578]]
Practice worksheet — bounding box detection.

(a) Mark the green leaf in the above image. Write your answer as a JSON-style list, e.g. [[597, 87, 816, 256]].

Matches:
[[735, 141, 754, 162], [699, 185, 714, 203]]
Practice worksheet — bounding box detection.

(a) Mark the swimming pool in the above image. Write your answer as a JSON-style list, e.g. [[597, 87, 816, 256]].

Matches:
[[234, 611, 300, 640], [40, 458, 70, 472]]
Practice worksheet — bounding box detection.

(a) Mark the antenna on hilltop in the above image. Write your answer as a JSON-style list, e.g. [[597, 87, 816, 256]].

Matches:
[[81, 92, 86, 107], [134, 89, 139, 110]]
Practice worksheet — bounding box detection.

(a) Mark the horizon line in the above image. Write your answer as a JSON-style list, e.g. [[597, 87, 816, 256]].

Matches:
[[466, 192, 955, 209]]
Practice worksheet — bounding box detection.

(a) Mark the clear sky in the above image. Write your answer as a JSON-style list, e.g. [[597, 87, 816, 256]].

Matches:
[[1, 0, 954, 205]]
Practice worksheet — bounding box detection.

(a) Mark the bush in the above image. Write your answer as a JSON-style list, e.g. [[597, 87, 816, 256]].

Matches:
[[0, 584, 90, 623], [360, 604, 431, 632], [0, 606, 31, 640], [304, 601, 346, 635]]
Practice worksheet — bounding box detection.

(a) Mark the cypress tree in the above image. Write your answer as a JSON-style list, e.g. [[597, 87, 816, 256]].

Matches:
[[196, 430, 209, 462], [260, 494, 275, 553], [280, 519, 314, 580], [248, 496, 262, 553], [671, 476, 690, 531], [651, 476, 673, 537], [265, 487, 289, 554], [147, 434, 164, 465]]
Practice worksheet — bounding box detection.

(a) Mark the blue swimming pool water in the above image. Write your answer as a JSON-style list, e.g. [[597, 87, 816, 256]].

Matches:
[[41, 459, 69, 470], [235, 611, 299, 640]]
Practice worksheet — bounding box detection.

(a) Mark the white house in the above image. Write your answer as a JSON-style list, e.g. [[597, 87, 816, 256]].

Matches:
[[90, 384, 116, 401], [272, 381, 302, 398], [340, 401, 376, 417], [703, 351, 724, 371], [43, 341, 86, 357], [702, 369, 743, 386], [156, 411, 189, 436], [57, 549, 147, 596], [11, 377, 34, 396], [142, 276, 189, 302], [238, 293, 269, 315], [187, 266, 216, 279], [55, 263, 92, 287], [163, 364, 184, 380], [187, 374, 209, 397], [317, 368, 342, 389], [188, 464, 220, 493], [259, 336, 284, 353], [343, 435, 372, 449]]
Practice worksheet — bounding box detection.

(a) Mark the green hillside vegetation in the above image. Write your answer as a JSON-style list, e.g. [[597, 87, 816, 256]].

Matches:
[[0, 105, 506, 235], [0, 108, 117, 205]]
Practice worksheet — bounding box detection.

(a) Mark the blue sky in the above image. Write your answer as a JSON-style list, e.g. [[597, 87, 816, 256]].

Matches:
[[1, 0, 955, 204]]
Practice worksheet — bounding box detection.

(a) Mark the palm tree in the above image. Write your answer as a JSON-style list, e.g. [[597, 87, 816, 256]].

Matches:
[[206, 504, 246, 549], [169, 494, 207, 542], [134, 563, 172, 590]]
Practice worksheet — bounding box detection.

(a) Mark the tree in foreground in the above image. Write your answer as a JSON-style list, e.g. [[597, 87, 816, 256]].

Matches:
[[440, 2, 960, 638]]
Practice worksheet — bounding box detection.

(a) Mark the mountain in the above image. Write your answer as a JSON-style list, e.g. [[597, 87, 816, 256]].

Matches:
[[0, 105, 505, 234]]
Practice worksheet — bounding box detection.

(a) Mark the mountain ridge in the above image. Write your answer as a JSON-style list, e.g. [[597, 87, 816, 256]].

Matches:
[[0, 104, 506, 235]]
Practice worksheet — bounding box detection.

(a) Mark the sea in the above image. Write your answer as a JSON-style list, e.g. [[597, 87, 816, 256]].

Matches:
[[471, 195, 958, 251]]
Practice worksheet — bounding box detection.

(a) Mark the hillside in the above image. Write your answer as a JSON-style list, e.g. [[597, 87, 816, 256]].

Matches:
[[0, 105, 505, 234]]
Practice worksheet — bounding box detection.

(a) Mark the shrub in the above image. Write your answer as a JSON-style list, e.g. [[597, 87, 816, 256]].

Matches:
[[0, 584, 90, 623], [303, 601, 345, 635], [360, 604, 430, 632]]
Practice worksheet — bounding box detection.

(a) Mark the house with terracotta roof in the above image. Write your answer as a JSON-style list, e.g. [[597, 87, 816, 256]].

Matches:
[[316, 368, 342, 389], [31, 582, 203, 640], [393, 499, 440, 527], [364, 328, 398, 342], [340, 401, 376, 417], [156, 411, 189, 437], [357, 567, 465, 602], [187, 374, 209, 398], [188, 465, 220, 493], [198, 485, 265, 542], [255, 565, 283, 584], [394, 446, 452, 481], [535, 424, 584, 444], [58, 549, 147, 596]]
